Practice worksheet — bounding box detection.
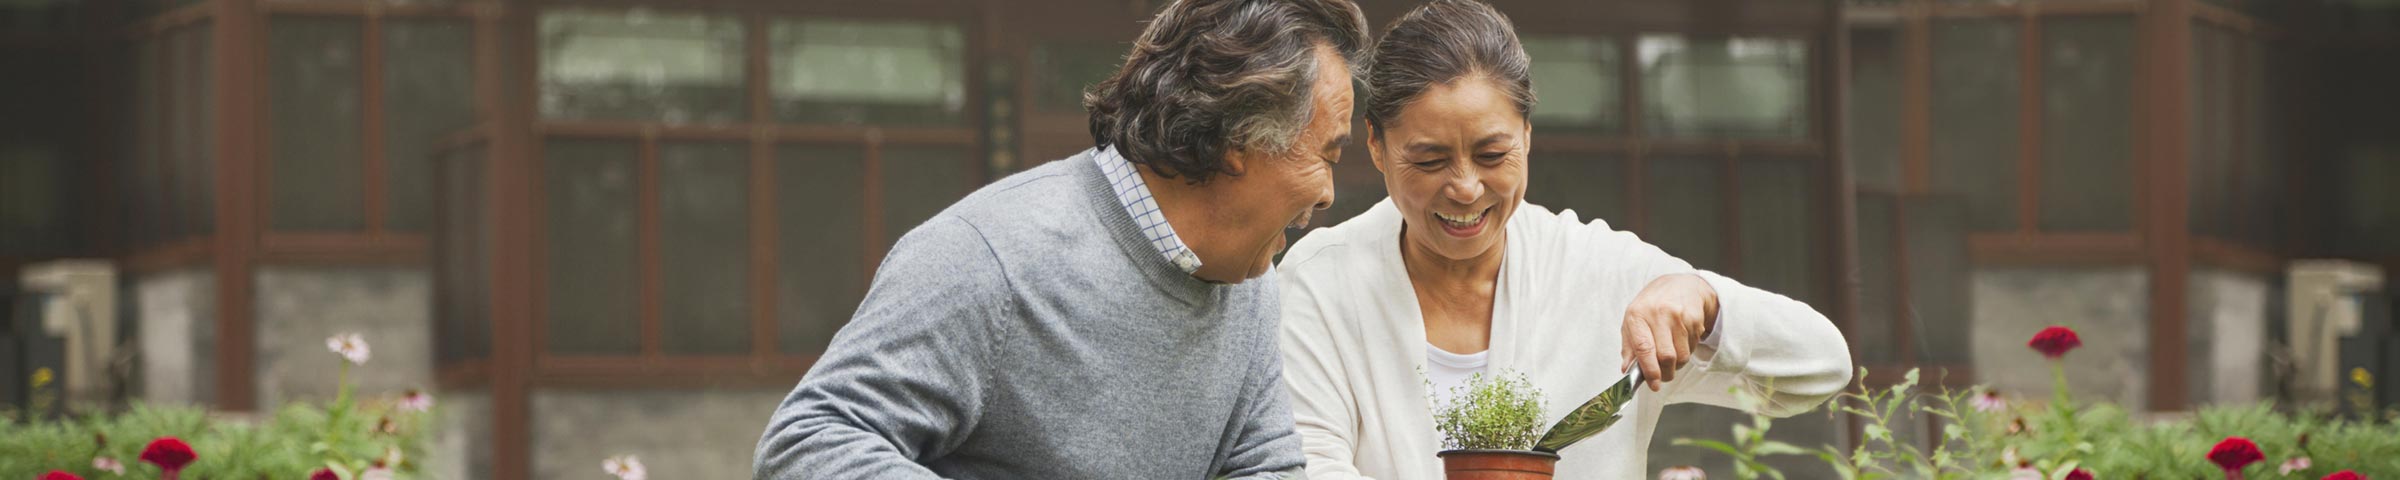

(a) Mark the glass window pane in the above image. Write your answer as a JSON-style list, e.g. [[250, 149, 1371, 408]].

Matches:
[[1929, 19, 2018, 233], [778, 145, 868, 354], [129, 37, 163, 246], [879, 146, 979, 246], [772, 19, 967, 125], [1738, 158, 1820, 306], [1847, 29, 1902, 192], [269, 17, 366, 231], [545, 139, 640, 355], [1640, 35, 1806, 139], [385, 19, 476, 232], [661, 143, 751, 354], [1525, 155, 1626, 227], [2186, 24, 2228, 238], [1853, 192, 1897, 365], [539, 9, 744, 123], [1523, 36, 1620, 133], [2238, 38, 2279, 248], [182, 24, 216, 239], [1641, 157, 1723, 270], [1029, 40, 1125, 113], [437, 147, 489, 364], [1904, 195, 1972, 365], [2040, 17, 2136, 232]]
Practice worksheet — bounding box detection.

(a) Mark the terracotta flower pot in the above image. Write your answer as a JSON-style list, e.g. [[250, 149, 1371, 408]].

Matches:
[[1437, 449, 1558, 480]]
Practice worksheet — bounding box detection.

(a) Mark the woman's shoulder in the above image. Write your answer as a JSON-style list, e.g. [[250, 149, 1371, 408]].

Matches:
[[1278, 198, 1401, 275]]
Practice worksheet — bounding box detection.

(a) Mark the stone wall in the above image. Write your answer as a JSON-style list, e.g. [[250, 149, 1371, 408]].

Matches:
[[1971, 267, 2152, 408], [431, 389, 493, 480], [2189, 267, 2275, 405], [253, 266, 435, 406], [134, 268, 215, 405], [529, 388, 786, 480]]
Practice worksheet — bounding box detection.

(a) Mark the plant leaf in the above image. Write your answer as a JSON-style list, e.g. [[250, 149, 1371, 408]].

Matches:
[[1533, 371, 1638, 453]]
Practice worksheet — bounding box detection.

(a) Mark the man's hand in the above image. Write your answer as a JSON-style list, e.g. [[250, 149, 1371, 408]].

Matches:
[[1620, 273, 1719, 392]]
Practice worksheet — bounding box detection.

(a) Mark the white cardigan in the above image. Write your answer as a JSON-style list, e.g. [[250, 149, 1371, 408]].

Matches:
[[1275, 199, 1853, 480]]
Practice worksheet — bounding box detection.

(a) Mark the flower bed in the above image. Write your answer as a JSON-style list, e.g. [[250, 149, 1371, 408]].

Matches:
[[1672, 326, 2400, 480], [0, 334, 431, 480]]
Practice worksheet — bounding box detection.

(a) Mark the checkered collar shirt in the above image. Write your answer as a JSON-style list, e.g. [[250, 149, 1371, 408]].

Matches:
[[1094, 147, 1205, 275]]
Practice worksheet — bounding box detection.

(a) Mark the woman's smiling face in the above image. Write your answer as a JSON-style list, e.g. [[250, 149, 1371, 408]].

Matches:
[[1371, 75, 1530, 262]]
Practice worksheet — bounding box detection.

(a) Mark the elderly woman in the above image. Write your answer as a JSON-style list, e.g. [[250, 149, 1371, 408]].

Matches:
[[1274, 1, 1853, 478]]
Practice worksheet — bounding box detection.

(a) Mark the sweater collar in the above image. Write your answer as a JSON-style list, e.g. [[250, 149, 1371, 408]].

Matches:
[[1075, 148, 1222, 305]]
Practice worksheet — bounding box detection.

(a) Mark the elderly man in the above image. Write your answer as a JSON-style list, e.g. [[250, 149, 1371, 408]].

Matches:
[[752, 0, 1369, 478]]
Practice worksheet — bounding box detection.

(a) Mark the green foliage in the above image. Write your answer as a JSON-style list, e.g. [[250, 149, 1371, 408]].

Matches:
[[2, 346, 432, 479], [1434, 372, 1548, 451], [1676, 364, 2400, 479], [0, 399, 433, 479]]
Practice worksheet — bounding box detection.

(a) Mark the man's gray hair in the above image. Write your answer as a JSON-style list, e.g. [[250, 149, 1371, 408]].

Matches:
[[1084, 0, 1370, 184]]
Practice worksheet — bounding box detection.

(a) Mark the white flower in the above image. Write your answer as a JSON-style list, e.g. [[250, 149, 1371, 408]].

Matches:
[[326, 333, 371, 365], [360, 466, 395, 480], [93, 456, 125, 475], [2003, 447, 2021, 465], [383, 446, 406, 468], [603, 454, 646, 480], [2282, 456, 2312, 475], [1973, 391, 2006, 413], [398, 389, 435, 413], [1658, 465, 1707, 480]]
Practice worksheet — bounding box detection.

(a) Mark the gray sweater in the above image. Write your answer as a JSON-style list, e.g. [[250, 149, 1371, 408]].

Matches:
[[754, 151, 1303, 479]]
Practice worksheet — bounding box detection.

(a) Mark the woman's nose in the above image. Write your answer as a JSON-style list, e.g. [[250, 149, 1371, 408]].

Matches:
[[1443, 169, 1483, 204]]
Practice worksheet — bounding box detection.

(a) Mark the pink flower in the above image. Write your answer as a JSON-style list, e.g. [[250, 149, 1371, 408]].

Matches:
[[92, 456, 124, 475], [361, 466, 395, 480], [1973, 390, 2006, 413], [140, 437, 196, 475], [398, 389, 434, 413], [2324, 471, 2365, 480], [327, 333, 371, 365], [2283, 456, 2314, 475], [603, 454, 646, 480], [2010, 466, 2044, 480], [2210, 436, 2264, 478], [1658, 465, 1706, 480], [2028, 326, 2083, 359], [41, 471, 83, 480]]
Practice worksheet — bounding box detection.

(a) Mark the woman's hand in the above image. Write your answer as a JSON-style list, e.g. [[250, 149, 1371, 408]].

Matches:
[[1620, 273, 1720, 391]]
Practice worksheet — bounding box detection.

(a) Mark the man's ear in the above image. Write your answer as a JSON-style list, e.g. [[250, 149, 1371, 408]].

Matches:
[[1220, 145, 1251, 177]]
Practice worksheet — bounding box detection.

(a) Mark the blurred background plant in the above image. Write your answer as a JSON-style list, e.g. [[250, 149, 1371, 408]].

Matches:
[[1676, 326, 2400, 479], [0, 334, 432, 479]]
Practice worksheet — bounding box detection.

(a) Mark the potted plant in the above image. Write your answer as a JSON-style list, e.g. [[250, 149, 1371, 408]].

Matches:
[[1433, 371, 1640, 480]]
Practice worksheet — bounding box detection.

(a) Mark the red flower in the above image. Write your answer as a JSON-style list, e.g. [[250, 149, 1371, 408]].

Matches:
[[40, 471, 84, 480], [2028, 326, 2083, 359], [140, 436, 196, 472], [2064, 469, 2094, 480], [2324, 471, 2365, 480], [311, 467, 341, 480], [2209, 436, 2264, 472]]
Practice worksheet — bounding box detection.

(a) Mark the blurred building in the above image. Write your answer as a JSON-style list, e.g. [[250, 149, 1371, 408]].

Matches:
[[1, 0, 2397, 478]]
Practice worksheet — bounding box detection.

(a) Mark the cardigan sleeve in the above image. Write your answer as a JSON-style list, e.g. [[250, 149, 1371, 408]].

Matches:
[[1533, 203, 1853, 418], [1278, 268, 1383, 480]]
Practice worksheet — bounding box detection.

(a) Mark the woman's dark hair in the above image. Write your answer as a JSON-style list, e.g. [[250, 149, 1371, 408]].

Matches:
[[1363, 0, 1534, 135], [1084, 0, 1370, 184]]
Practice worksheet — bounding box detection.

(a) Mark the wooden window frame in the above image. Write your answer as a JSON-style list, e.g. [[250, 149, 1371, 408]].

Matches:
[[492, 3, 985, 388], [252, 1, 482, 265], [1844, 0, 2292, 410]]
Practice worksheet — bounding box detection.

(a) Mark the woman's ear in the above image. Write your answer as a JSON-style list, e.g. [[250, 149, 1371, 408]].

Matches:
[[1367, 127, 1389, 175]]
